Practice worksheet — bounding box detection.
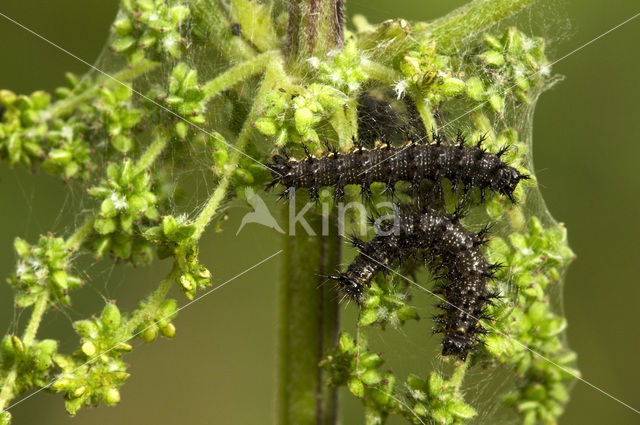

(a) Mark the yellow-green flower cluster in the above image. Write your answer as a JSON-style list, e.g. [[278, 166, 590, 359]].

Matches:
[[111, 0, 191, 64], [358, 276, 419, 328], [88, 159, 159, 263], [320, 332, 390, 400], [52, 304, 131, 415], [93, 85, 143, 153], [484, 217, 577, 425], [254, 83, 347, 148], [144, 215, 211, 299], [137, 298, 178, 342], [399, 40, 466, 103], [466, 27, 551, 113], [1, 335, 58, 395], [312, 37, 368, 94], [160, 62, 207, 127], [404, 372, 477, 425], [0, 90, 51, 168], [8, 236, 83, 307]]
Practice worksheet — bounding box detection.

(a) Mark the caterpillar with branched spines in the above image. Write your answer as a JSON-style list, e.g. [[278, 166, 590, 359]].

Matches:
[[266, 132, 529, 203], [329, 208, 500, 361]]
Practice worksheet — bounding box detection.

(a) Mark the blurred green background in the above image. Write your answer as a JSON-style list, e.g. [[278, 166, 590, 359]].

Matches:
[[1, 1, 639, 424]]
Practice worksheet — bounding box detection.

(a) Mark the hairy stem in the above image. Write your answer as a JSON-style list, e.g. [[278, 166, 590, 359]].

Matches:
[[412, 94, 437, 133], [203, 51, 277, 101], [423, 0, 540, 53], [278, 204, 341, 425], [361, 60, 403, 85], [450, 358, 471, 390], [133, 130, 171, 174], [116, 266, 178, 340], [64, 215, 95, 252], [48, 59, 158, 118], [0, 291, 50, 411], [193, 61, 286, 240], [286, 0, 345, 59]]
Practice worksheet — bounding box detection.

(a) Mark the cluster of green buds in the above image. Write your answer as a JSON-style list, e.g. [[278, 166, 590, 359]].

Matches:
[[1, 335, 58, 394], [93, 85, 143, 153], [111, 0, 191, 64], [310, 37, 368, 94], [467, 27, 550, 113], [0, 84, 94, 180], [175, 243, 211, 299], [358, 276, 419, 328], [52, 304, 131, 415], [0, 90, 51, 168], [88, 159, 159, 263], [404, 372, 477, 425], [254, 83, 347, 148], [321, 332, 390, 400], [8, 236, 83, 307], [159, 62, 206, 132], [484, 217, 577, 424], [144, 215, 211, 299], [137, 298, 178, 342], [398, 40, 466, 104]]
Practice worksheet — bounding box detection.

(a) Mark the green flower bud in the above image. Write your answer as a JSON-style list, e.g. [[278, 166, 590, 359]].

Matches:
[[451, 401, 477, 419], [113, 18, 133, 36], [360, 369, 382, 386], [439, 77, 466, 97], [359, 352, 383, 369], [175, 121, 188, 139], [81, 341, 97, 357], [111, 36, 136, 53], [160, 323, 176, 338], [13, 237, 31, 257], [347, 377, 364, 398], [101, 303, 121, 330], [358, 308, 378, 327], [103, 387, 121, 405], [72, 386, 87, 398], [427, 372, 445, 396], [479, 50, 505, 67], [141, 323, 158, 343], [338, 332, 355, 354], [294, 107, 314, 135], [51, 270, 68, 290], [1, 335, 15, 364]]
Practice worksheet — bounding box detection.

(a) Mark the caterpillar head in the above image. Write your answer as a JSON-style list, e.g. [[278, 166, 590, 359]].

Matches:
[[497, 166, 530, 203], [328, 274, 365, 303]]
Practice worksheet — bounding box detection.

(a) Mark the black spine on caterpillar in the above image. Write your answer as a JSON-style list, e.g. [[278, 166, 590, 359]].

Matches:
[[266, 134, 529, 203], [329, 208, 499, 361]]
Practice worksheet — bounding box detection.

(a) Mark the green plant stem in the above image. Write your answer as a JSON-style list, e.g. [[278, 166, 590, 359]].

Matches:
[[48, 59, 158, 118], [191, 0, 257, 61], [450, 358, 470, 390], [423, 0, 540, 53], [203, 51, 277, 100], [286, 0, 345, 59], [133, 131, 171, 174], [116, 267, 178, 340], [361, 59, 403, 85], [412, 94, 437, 133], [64, 215, 95, 252], [0, 291, 50, 411], [278, 204, 341, 425], [193, 61, 285, 240]]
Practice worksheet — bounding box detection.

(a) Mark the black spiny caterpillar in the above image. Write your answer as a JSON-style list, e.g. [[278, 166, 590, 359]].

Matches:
[[329, 208, 500, 361], [266, 133, 529, 202]]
